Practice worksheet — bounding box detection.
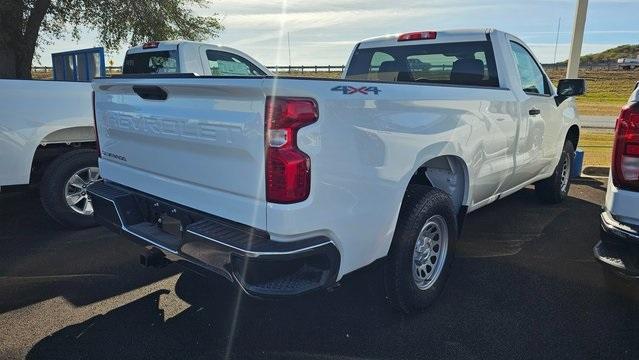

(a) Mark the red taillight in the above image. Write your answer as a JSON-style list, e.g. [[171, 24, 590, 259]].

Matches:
[[142, 41, 160, 49], [611, 103, 639, 190], [92, 91, 101, 158], [398, 31, 437, 42], [265, 97, 318, 203]]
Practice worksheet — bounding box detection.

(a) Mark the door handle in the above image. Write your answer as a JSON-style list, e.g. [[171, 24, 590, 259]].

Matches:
[[529, 108, 541, 116], [133, 85, 167, 100]]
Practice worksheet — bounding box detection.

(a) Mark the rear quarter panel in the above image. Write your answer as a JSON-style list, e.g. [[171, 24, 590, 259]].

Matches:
[[263, 78, 519, 277], [0, 80, 93, 186]]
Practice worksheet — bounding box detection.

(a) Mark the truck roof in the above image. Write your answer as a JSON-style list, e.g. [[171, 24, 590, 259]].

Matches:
[[127, 40, 239, 54], [357, 28, 499, 49]]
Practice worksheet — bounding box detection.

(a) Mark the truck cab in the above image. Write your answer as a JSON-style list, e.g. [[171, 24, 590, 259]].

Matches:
[[122, 40, 272, 76]]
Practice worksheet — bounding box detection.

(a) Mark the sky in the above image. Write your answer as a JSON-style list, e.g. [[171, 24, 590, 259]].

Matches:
[[36, 0, 639, 67]]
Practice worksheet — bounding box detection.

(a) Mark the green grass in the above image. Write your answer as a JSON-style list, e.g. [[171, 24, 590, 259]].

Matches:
[[547, 69, 635, 116], [580, 128, 614, 168]]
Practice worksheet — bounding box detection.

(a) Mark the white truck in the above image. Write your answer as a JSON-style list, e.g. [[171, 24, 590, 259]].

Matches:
[[0, 41, 270, 228], [88, 29, 585, 312], [617, 57, 639, 70], [595, 82, 639, 276]]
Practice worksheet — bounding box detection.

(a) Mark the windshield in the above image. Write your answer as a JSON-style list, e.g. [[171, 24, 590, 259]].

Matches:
[[122, 50, 179, 74]]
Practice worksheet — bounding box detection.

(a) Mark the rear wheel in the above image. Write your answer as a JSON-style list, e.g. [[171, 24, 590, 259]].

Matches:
[[384, 185, 457, 313], [535, 140, 575, 204], [40, 149, 101, 229]]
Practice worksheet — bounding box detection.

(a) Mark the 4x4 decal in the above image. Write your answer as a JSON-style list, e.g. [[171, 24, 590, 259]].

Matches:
[[331, 85, 381, 95]]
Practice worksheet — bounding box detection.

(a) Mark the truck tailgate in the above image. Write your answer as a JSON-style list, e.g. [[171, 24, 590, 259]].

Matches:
[[93, 78, 267, 229]]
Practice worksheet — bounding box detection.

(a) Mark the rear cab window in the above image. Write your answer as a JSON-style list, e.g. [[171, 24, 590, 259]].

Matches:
[[206, 50, 266, 76], [123, 50, 179, 74], [345, 41, 499, 87]]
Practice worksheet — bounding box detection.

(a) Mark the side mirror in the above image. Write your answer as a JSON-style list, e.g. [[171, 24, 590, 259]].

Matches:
[[557, 78, 586, 97], [555, 78, 586, 105]]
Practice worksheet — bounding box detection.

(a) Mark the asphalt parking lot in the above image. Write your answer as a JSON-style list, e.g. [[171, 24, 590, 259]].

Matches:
[[1, 178, 638, 360]]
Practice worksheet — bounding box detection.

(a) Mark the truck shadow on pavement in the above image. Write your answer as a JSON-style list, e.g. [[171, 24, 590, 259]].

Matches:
[[0, 189, 181, 314], [24, 180, 639, 360]]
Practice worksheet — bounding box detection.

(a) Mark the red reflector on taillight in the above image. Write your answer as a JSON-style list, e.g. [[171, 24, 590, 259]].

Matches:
[[265, 97, 318, 204], [92, 91, 101, 158], [612, 104, 639, 190], [142, 41, 160, 49], [398, 31, 437, 42]]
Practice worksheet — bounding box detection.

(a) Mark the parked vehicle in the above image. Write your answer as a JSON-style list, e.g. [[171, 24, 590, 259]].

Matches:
[[122, 41, 272, 76], [617, 57, 639, 70], [88, 29, 585, 312], [0, 80, 99, 228], [0, 42, 269, 228], [595, 81, 639, 276]]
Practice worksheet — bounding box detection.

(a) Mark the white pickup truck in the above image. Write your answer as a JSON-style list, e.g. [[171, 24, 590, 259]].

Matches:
[[618, 57, 639, 70], [595, 82, 639, 276], [89, 29, 585, 312], [0, 41, 270, 228]]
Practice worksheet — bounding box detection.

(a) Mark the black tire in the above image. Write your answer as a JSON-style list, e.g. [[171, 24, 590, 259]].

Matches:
[[535, 140, 575, 204], [40, 149, 99, 229], [384, 185, 457, 313]]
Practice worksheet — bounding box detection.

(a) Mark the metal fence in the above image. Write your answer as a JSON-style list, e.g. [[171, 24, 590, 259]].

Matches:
[[32, 65, 348, 75], [31, 61, 630, 77], [266, 65, 345, 73], [541, 62, 624, 71]]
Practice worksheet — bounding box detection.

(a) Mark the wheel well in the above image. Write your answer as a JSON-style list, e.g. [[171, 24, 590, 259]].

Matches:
[[407, 156, 468, 215], [40, 126, 96, 145], [566, 125, 579, 148], [30, 142, 96, 184]]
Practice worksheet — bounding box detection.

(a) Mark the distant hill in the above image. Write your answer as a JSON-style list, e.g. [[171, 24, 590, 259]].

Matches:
[[582, 44, 639, 63], [554, 44, 639, 64]]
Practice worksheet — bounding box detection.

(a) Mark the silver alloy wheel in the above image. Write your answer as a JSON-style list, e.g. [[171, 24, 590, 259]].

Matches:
[[412, 215, 449, 290], [560, 154, 571, 193], [64, 167, 101, 215]]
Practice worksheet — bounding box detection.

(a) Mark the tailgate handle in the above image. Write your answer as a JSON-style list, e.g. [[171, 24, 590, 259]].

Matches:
[[133, 85, 167, 100]]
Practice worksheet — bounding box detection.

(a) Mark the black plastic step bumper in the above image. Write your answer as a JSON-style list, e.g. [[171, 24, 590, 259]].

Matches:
[[87, 181, 340, 297], [600, 211, 639, 244], [595, 212, 639, 277]]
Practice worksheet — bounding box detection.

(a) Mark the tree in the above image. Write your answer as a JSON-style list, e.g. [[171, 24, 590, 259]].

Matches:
[[0, 0, 223, 79]]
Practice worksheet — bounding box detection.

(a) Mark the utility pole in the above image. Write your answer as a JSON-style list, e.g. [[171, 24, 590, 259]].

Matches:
[[566, 0, 588, 78], [553, 17, 561, 66], [287, 32, 292, 67]]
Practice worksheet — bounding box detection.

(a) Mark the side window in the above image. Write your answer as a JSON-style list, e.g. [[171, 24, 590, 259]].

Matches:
[[369, 51, 396, 81], [370, 51, 395, 71], [206, 50, 266, 76], [510, 42, 550, 95]]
